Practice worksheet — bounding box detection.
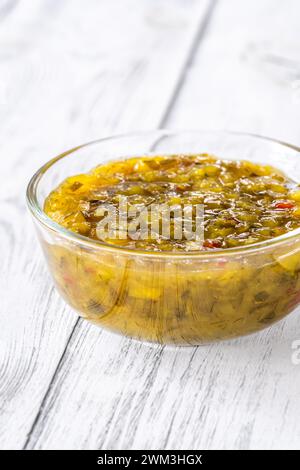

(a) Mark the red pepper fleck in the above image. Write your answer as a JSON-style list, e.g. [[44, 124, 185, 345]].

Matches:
[[84, 266, 95, 274], [274, 201, 295, 210], [288, 290, 300, 309], [203, 239, 222, 249], [63, 274, 74, 285], [287, 287, 296, 295]]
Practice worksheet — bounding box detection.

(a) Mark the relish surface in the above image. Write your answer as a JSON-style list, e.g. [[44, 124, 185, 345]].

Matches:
[[44, 154, 300, 250]]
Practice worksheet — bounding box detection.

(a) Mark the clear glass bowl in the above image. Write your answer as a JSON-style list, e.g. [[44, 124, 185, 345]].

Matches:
[[26, 130, 300, 345]]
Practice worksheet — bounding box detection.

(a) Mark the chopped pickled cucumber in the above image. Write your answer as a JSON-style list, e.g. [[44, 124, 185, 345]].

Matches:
[[44, 154, 300, 251]]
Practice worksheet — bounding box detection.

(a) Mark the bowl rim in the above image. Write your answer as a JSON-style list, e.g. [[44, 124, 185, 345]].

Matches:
[[26, 129, 300, 258]]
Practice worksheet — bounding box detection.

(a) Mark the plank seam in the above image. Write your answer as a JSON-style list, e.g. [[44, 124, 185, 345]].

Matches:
[[159, 0, 218, 128], [23, 317, 81, 449]]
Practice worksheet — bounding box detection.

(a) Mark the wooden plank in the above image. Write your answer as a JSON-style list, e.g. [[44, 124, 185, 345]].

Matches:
[[0, 0, 214, 449], [25, 0, 300, 451], [167, 0, 300, 145]]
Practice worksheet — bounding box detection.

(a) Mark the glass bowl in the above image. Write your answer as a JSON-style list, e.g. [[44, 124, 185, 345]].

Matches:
[[26, 130, 300, 345]]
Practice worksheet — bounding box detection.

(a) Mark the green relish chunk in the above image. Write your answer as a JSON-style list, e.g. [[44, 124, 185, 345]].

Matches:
[[44, 154, 300, 251]]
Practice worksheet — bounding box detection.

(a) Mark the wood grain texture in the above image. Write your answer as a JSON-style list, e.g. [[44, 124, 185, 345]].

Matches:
[[20, 0, 300, 451], [168, 0, 300, 144], [2, 0, 300, 451], [0, 0, 214, 450]]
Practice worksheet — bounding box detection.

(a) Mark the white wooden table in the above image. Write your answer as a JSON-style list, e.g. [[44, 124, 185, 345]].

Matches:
[[1, 0, 300, 450]]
